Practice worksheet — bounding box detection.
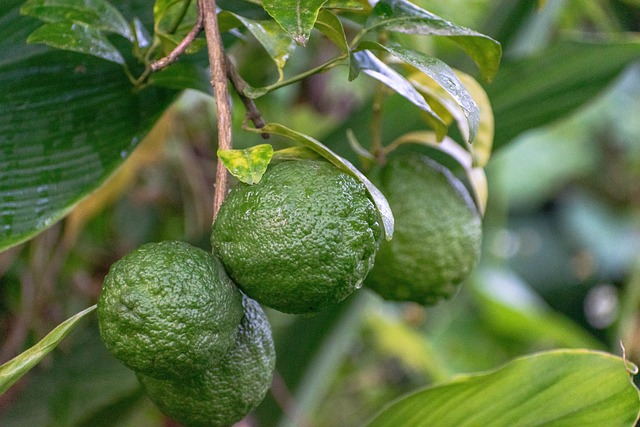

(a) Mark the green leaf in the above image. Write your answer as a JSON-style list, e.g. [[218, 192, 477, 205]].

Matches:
[[368, 349, 640, 427], [218, 144, 274, 184], [26, 21, 125, 64], [0, 305, 96, 395], [148, 61, 211, 93], [220, 12, 297, 80], [153, 0, 202, 55], [20, 0, 134, 41], [350, 50, 447, 140], [322, 0, 364, 10], [0, 324, 144, 426], [487, 39, 640, 149], [361, 41, 479, 144], [0, 0, 179, 252], [253, 122, 394, 240], [262, 0, 328, 45], [364, 0, 501, 82], [315, 9, 348, 53]]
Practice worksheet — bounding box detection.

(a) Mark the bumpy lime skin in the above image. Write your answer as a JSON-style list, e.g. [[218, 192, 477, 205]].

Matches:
[[211, 160, 383, 314], [97, 241, 243, 381], [138, 294, 276, 427], [365, 154, 482, 305]]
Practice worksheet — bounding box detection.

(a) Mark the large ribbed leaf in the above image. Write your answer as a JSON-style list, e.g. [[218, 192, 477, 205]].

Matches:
[[0, 0, 179, 252], [368, 350, 640, 427]]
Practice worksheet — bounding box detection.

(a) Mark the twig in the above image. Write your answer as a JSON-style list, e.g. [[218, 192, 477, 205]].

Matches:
[[200, 0, 233, 219], [225, 55, 269, 139], [150, 13, 204, 72]]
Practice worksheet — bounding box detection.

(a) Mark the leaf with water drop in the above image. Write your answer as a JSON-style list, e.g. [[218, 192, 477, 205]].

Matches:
[[0, 0, 179, 252]]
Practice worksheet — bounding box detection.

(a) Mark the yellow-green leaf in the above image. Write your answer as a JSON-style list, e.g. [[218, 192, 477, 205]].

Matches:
[[0, 305, 97, 395], [218, 144, 274, 185]]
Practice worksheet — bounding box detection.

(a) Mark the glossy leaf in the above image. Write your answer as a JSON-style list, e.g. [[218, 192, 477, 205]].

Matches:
[[262, 0, 328, 45], [0, 305, 97, 395], [455, 71, 493, 167], [0, 0, 179, 252], [409, 69, 494, 167], [220, 11, 296, 80], [20, 0, 133, 41], [362, 41, 479, 144], [153, 0, 202, 55], [350, 50, 447, 140], [252, 122, 394, 240], [322, 0, 364, 10], [26, 21, 125, 64], [315, 9, 348, 53], [364, 0, 501, 81], [487, 39, 640, 149], [218, 144, 274, 184], [368, 349, 640, 427]]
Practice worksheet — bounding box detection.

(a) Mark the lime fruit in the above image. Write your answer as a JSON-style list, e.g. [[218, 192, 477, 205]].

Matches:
[[211, 160, 382, 314], [365, 154, 482, 305], [97, 241, 243, 380], [138, 294, 276, 427]]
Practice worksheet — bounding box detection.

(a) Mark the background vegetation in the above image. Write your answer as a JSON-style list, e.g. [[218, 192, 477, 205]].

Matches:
[[2, 0, 640, 425]]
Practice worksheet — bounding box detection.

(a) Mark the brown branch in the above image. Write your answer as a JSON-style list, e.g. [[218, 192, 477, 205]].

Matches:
[[150, 13, 204, 72], [200, 0, 233, 219], [225, 56, 269, 139]]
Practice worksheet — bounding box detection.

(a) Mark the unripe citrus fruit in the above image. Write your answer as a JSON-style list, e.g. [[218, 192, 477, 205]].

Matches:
[[138, 294, 276, 427], [97, 241, 243, 380], [211, 160, 382, 314], [365, 154, 482, 305]]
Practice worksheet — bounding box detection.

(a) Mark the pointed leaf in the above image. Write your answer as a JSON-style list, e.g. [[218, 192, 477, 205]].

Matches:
[[218, 144, 274, 185], [0, 0, 179, 251], [350, 50, 446, 140], [251, 122, 394, 240], [409, 69, 494, 166], [455, 71, 493, 167], [262, 0, 328, 45], [20, 0, 133, 41], [368, 349, 640, 427], [315, 9, 348, 53], [153, 0, 202, 55], [362, 41, 479, 144], [0, 305, 97, 395], [364, 0, 501, 81], [26, 22, 125, 64], [220, 11, 296, 80]]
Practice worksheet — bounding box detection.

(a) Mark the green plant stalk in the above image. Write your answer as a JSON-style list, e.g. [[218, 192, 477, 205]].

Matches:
[[246, 54, 348, 98]]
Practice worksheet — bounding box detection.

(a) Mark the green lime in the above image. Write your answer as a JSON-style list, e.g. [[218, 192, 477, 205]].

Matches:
[[97, 241, 243, 380], [138, 294, 276, 427], [211, 160, 382, 314], [365, 154, 482, 305]]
